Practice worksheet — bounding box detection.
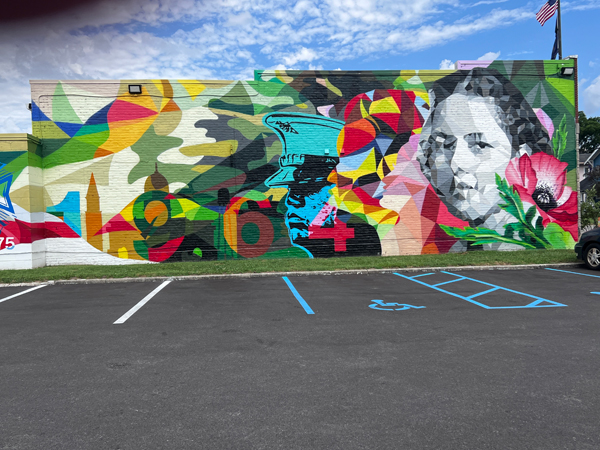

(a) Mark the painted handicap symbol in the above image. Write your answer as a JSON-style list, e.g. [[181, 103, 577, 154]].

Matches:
[[369, 300, 426, 311]]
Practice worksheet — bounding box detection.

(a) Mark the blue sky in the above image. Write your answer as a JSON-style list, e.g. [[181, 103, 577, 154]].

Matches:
[[1, 0, 599, 133]]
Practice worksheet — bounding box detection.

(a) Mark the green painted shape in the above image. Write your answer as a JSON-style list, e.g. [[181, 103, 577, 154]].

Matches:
[[170, 200, 184, 217], [2, 153, 31, 181], [43, 139, 98, 169], [133, 240, 149, 260], [208, 99, 254, 115], [52, 83, 82, 124], [252, 81, 284, 97], [190, 207, 218, 221], [255, 247, 310, 259], [545, 77, 575, 106], [179, 165, 245, 198], [253, 104, 267, 115], [128, 126, 184, 184], [75, 123, 109, 136], [37, 122, 71, 139], [72, 130, 109, 147], [248, 156, 267, 172], [265, 139, 282, 164], [42, 138, 70, 158], [241, 222, 260, 245], [193, 247, 202, 258], [228, 118, 270, 141], [241, 191, 268, 202], [566, 168, 577, 189], [206, 81, 257, 115], [180, 193, 215, 206], [0, 151, 26, 166], [542, 222, 575, 249]]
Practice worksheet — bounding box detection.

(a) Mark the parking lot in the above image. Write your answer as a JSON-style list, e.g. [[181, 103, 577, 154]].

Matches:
[[1, 266, 599, 449]]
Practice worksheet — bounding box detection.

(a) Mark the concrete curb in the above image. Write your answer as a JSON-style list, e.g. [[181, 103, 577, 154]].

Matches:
[[0, 262, 584, 287]]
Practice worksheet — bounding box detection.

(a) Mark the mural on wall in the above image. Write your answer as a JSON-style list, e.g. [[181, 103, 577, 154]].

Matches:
[[2, 60, 576, 264]]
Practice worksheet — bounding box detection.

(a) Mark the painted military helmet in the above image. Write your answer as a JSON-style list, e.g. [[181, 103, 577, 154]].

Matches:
[[263, 112, 345, 187]]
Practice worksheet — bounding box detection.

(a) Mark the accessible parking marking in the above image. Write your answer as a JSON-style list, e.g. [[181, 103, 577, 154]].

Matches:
[[114, 280, 172, 324], [395, 271, 566, 309], [0, 284, 48, 304], [282, 277, 314, 314]]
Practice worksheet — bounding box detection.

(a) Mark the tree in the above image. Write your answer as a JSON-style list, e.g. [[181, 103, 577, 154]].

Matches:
[[588, 166, 600, 185], [579, 112, 600, 154], [581, 186, 600, 226]]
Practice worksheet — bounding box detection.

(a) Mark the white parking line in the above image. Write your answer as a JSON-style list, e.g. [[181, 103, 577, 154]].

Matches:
[[0, 284, 48, 303], [114, 280, 172, 324]]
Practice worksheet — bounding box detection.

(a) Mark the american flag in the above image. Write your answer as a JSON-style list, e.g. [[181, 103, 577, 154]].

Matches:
[[536, 0, 558, 26]]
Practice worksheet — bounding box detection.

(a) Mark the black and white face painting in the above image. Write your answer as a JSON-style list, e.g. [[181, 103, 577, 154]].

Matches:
[[418, 93, 523, 227]]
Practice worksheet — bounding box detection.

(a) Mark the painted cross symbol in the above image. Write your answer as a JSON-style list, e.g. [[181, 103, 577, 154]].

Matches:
[[369, 300, 426, 311], [308, 219, 355, 252]]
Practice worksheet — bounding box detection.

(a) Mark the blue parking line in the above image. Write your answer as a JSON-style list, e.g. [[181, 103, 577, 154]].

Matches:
[[394, 272, 491, 309], [433, 277, 466, 287], [282, 277, 315, 315], [468, 287, 499, 299], [439, 271, 554, 302], [546, 268, 600, 279], [394, 271, 566, 309], [412, 273, 435, 278]]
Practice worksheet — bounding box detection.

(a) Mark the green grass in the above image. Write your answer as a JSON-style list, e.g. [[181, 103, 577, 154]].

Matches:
[[0, 249, 579, 284]]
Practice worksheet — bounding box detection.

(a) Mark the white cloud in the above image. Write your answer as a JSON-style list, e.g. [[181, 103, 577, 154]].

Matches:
[[0, 0, 541, 132], [470, 0, 508, 6], [583, 75, 600, 115], [282, 47, 318, 66], [386, 7, 531, 52], [563, 1, 600, 12], [439, 59, 455, 70], [477, 51, 500, 60]]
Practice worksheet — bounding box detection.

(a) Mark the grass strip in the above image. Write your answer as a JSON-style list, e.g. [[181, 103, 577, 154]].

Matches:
[[0, 249, 579, 284]]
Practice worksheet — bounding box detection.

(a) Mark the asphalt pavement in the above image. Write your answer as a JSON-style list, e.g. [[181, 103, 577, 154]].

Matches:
[[0, 266, 599, 449]]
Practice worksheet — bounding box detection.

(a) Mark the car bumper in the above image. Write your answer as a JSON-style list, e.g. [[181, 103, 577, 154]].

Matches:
[[575, 243, 583, 260]]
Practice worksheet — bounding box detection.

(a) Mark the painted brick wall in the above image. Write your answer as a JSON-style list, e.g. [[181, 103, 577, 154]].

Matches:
[[0, 60, 578, 267]]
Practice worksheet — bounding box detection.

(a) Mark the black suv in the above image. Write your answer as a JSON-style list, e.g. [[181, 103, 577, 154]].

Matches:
[[575, 227, 600, 269]]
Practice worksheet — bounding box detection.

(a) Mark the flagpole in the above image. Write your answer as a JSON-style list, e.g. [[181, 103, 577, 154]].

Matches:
[[557, 0, 562, 59]]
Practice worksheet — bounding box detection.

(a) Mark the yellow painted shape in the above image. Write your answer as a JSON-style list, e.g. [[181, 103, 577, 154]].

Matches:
[[360, 99, 369, 118], [36, 122, 70, 139], [414, 91, 429, 104], [118, 247, 129, 259], [223, 198, 244, 251], [179, 80, 206, 100], [178, 198, 202, 214], [336, 148, 377, 182], [369, 97, 401, 115], [191, 165, 214, 174], [121, 200, 136, 222], [181, 140, 236, 157], [358, 148, 377, 173], [369, 207, 399, 225], [325, 78, 342, 97], [377, 153, 398, 179], [264, 187, 287, 201], [117, 87, 158, 112], [103, 116, 157, 153], [153, 110, 182, 136], [276, 72, 294, 84], [152, 80, 165, 97]]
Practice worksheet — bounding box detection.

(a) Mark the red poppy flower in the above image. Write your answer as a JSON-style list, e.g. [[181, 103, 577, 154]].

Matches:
[[505, 153, 577, 240]]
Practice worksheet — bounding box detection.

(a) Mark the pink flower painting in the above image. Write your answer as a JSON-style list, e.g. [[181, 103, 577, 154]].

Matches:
[[505, 152, 577, 240]]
